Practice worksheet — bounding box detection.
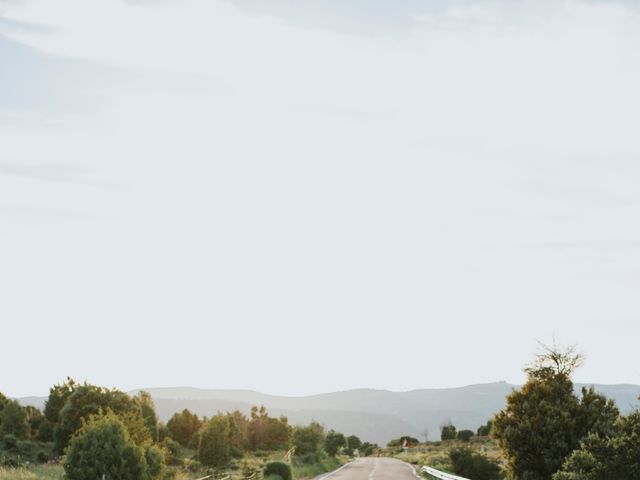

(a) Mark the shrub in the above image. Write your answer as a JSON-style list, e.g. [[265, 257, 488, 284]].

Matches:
[[324, 431, 346, 456], [2, 434, 18, 451], [553, 411, 640, 480], [64, 413, 162, 480], [0, 400, 30, 439], [291, 422, 324, 456], [166, 409, 202, 446], [456, 430, 474, 442], [198, 416, 230, 467], [345, 435, 362, 455], [441, 423, 457, 441], [449, 447, 502, 480], [264, 461, 292, 480]]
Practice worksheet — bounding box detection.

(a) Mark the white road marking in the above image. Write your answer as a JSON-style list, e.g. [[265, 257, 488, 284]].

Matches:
[[368, 458, 380, 480]]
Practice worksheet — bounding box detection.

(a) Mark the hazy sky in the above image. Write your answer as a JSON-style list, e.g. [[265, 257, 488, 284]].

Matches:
[[2, 0, 640, 398]]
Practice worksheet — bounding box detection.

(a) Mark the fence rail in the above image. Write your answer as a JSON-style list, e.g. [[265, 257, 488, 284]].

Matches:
[[422, 466, 471, 480]]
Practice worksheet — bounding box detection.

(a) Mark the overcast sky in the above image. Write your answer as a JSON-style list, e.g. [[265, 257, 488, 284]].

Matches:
[[1, 0, 640, 398]]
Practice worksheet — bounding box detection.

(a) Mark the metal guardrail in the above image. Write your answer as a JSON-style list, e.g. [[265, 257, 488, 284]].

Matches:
[[422, 466, 471, 480]]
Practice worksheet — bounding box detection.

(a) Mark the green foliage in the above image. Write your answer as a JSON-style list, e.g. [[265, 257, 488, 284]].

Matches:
[[449, 447, 502, 480], [456, 430, 474, 442], [493, 345, 620, 480], [0, 438, 54, 465], [387, 436, 420, 447], [324, 431, 346, 456], [344, 434, 362, 455], [477, 420, 493, 437], [63, 413, 163, 480], [247, 406, 290, 451], [54, 383, 142, 454], [441, 423, 457, 441], [359, 442, 377, 456], [0, 401, 29, 440], [166, 409, 202, 447], [264, 461, 292, 480], [157, 423, 171, 442], [43, 378, 77, 426], [135, 392, 159, 442], [145, 445, 165, 479], [553, 411, 640, 480], [197, 416, 230, 467], [291, 422, 324, 457]]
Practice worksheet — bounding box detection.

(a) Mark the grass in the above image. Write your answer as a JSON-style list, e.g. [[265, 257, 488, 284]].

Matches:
[[0, 449, 347, 480], [388, 439, 506, 477], [291, 454, 345, 479], [0, 465, 64, 480]]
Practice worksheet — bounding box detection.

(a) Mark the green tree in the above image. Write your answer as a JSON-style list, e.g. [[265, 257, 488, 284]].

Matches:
[[449, 447, 502, 480], [346, 434, 362, 455], [44, 377, 78, 425], [324, 430, 346, 456], [0, 399, 30, 439], [64, 412, 163, 480], [457, 429, 474, 442], [477, 420, 493, 437], [359, 442, 377, 456], [24, 405, 44, 439], [493, 344, 619, 480], [291, 422, 324, 457], [198, 416, 231, 467], [553, 411, 640, 480], [54, 384, 143, 454], [441, 422, 457, 441], [134, 391, 159, 442], [167, 409, 202, 446]]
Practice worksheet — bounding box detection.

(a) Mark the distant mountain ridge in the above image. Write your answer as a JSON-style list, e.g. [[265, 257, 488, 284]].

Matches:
[[18, 382, 640, 445]]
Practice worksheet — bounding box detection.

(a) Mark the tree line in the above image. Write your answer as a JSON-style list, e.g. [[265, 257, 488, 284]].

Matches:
[[0, 379, 375, 479]]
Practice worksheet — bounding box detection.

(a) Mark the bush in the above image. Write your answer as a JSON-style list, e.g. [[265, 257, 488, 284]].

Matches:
[[264, 461, 292, 480], [2, 434, 18, 450], [167, 409, 202, 447], [291, 423, 324, 457], [456, 430, 474, 442], [441, 423, 457, 441], [198, 416, 230, 467], [449, 447, 502, 480], [324, 431, 346, 456], [64, 413, 163, 480], [0, 400, 30, 439], [554, 411, 640, 480]]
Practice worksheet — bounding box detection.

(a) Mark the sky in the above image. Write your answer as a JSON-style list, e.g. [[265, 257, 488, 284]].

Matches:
[[1, 0, 640, 398]]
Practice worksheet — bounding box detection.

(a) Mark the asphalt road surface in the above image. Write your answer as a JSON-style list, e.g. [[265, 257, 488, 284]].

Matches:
[[316, 457, 420, 480]]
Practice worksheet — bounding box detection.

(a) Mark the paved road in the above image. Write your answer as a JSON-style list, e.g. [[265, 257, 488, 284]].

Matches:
[[316, 457, 419, 480]]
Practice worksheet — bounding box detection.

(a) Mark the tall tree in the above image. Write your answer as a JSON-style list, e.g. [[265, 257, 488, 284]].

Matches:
[[0, 399, 30, 439], [54, 384, 142, 454], [554, 411, 640, 480], [198, 416, 231, 467], [493, 344, 619, 480], [324, 430, 346, 456], [134, 391, 159, 442], [166, 409, 202, 446]]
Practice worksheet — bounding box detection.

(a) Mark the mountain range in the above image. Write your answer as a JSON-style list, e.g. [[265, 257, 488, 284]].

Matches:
[[18, 382, 640, 445]]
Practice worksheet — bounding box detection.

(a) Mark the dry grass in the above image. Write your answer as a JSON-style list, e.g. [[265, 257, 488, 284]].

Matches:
[[0, 465, 64, 480]]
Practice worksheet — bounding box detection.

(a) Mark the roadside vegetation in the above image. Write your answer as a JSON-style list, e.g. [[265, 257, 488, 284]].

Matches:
[[0, 381, 369, 480], [392, 343, 640, 480]]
